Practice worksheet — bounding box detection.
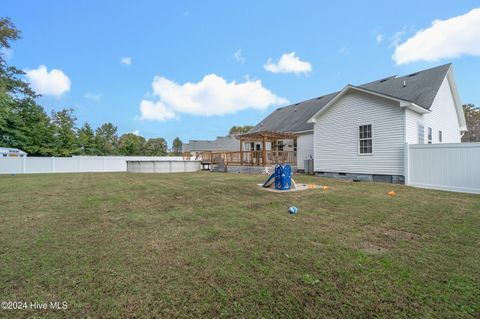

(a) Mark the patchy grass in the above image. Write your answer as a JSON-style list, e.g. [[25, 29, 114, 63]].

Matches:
[[0, 172, 479, 318]]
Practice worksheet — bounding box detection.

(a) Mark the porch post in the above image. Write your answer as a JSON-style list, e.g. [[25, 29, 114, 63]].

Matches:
[[294, 136, 297, 165], [262, 137, 266, 166], [240, 139, 243, 166]]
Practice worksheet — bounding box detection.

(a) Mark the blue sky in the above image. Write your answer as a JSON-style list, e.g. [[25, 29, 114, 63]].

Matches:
[[1, 1, 479, 144]]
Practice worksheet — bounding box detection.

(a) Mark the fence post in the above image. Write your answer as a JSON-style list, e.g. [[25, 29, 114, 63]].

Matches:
[[51, 157, 55, 173], [22, 156, 26, 173], [404, 143, 410, 185]]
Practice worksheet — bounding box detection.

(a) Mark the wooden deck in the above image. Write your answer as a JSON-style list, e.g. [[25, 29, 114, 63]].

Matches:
[[198, 150, 296, 166]]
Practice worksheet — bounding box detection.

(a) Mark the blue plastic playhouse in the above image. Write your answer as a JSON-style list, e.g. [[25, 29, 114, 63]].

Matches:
[[262, 164, 292, 190]]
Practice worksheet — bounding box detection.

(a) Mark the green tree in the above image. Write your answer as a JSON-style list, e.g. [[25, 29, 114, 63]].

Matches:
[[0, 94, 54, 155], [0, 92, 25, 148], [117, 133, 146, 155], [16, 98, 55, 156], [0, 17, 36, 98], [462, 103, 480, 142], [0, 17, 49, 155], [95, 123, 118, 155], [145, 137, 167, 156], [78, 122, 96, 155], [229, 125, 253, 136], [172, 137, 183, 154], [51, 108, 79, 156]]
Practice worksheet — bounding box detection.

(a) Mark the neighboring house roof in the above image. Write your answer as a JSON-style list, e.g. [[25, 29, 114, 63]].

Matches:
[[250, 64, 452, 134], [183, 136, 240, 152]]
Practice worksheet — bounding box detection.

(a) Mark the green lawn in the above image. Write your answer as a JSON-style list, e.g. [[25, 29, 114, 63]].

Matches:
[[0, 172, 479, 318]]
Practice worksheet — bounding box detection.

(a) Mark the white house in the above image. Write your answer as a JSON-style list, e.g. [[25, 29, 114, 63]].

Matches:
[[0, 147, 28, 158], [249, 64, 466, 183]]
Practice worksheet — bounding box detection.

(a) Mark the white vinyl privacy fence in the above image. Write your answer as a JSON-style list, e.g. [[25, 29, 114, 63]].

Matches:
[[126, 160, 200, 173], [0, 156, 199, 174], [405, 143, 480, 194]]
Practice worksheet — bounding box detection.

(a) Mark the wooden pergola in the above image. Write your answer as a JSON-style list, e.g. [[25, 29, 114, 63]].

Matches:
[[236, 131, 297, 166], [195, 131, 297, 167]]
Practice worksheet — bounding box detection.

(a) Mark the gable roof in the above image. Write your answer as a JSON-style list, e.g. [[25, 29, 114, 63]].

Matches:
[[249, 92, 338, 133], [249, 64, 452, 134], [359, 63, 451, 109]]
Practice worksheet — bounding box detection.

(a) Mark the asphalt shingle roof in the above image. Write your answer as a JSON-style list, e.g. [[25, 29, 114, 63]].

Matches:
[[249, 64, 451, 134], [182, 136, 239, 152]]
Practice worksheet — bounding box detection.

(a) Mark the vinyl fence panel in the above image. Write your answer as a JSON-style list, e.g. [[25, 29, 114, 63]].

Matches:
[[407, 143, 480, 194], [0, 156, 195, 174]]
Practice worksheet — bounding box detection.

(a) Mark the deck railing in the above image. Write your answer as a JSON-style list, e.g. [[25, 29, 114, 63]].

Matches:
[[199, 150, 296, 166]]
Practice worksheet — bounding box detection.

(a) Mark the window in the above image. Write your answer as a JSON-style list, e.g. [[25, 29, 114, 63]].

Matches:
[[418, 124, 424, 144], [359, 124, 372, 154], [427, 127, 432, 144], [277, 141, 284, 151], [439, 130, 443, 143]]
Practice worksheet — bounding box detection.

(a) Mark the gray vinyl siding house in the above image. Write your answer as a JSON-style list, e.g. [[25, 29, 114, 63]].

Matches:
[[249, 63, 466, 183]]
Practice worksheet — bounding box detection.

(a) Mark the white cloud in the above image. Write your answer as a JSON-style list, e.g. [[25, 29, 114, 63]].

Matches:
[[339, 47, 349, 55], [139, 74, 288, 121], [233, 49, 245, 63], [393, 8, 480, 64], [24, 65, 71, 97], [264, 52, 312, 74], [120, 56, 132, 66], [390, 29, 407, 48], [84, 92, 101, 102], [376, 34, 384, 43], [131, 130, 141, 136], [140, 100, 177, 121]]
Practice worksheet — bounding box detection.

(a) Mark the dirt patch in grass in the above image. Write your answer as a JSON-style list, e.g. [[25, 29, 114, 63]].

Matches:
[[382, 228, 421, 241], [360, 242, 390, 254]]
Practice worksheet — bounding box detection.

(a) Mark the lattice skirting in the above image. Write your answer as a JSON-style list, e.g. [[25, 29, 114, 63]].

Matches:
[[225, 165, 297, 175]]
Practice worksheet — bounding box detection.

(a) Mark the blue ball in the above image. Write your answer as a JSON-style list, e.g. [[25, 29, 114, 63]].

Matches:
[[289, 206, 298, 214]]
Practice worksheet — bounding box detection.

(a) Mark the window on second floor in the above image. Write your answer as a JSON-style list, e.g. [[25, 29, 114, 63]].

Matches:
[[359, 124, 372, 154], [439, 130, 443, 143], [428, 127, 433, 144]]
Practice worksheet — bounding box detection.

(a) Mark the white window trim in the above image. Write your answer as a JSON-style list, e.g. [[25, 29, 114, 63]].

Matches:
[[358, 124, 373, 156]]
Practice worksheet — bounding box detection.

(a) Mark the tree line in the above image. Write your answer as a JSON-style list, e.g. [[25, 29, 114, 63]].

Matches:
[[462, 104, 480, 142], [0, 17, 184, 157]]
